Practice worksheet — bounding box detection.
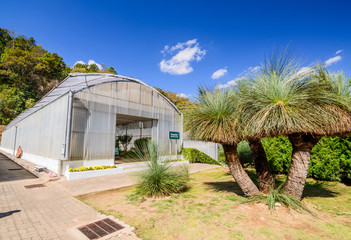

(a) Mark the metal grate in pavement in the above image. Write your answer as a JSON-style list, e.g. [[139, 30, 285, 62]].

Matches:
[[78, 218, 124, 239], [24, 184, 46, 189]]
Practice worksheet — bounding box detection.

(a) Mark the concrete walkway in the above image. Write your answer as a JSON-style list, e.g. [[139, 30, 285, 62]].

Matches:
[[54, 163, 220, 196], [0, 152, 139, 240], [0, 150, 219, 239]]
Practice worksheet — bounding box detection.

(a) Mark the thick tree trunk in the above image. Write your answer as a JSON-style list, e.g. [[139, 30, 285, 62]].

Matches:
[[249, 140, 275, 193], [282, 133, 320, 200], [223, 144, 260, 196]]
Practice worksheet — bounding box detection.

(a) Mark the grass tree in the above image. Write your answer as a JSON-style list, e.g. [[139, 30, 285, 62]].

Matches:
[[184, 88, 260, 196], [237, 50, 351, 200]]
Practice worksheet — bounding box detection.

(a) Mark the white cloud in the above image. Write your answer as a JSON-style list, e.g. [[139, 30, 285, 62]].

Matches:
[[74, 60, 85, 66], [88, 60, 103, 70], [211, 67, 228, 79], [160, 39, 206, 75], [216, 65, 260, 89], [335, 49, 344, 55], [177, 93, 190, 98], [73, 60, 103, 70], [325, 56, 342, 67], [216, 76, 246, 89]]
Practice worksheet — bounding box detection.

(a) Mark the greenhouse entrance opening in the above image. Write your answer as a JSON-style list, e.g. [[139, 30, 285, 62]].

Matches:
[[115, 114, 157, 164]]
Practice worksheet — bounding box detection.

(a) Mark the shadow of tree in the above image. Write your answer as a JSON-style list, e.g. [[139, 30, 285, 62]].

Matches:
[[302, 182, 339, 198], [0, 210, 21, 218], [204, 181, 245, 196]]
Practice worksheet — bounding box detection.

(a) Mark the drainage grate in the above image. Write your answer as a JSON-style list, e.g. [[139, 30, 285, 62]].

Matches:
[[78, 218, 124, 239], [24, 184, 46, 189], [8, 168, 23, 171]]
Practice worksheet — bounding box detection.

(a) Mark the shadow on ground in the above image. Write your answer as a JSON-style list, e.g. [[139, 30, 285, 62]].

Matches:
[[0, 210, 21, 218], [302, 182, 339, 198], [204, 181, 244, 196]]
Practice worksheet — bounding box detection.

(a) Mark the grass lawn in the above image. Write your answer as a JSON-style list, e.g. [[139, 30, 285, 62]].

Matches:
[[77, 167, 351, 240]]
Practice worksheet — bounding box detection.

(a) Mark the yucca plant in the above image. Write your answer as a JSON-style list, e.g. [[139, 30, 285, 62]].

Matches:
[[134, 140, 189, 197], [184, 88, 261, 196], [237, 48, 351, 199]]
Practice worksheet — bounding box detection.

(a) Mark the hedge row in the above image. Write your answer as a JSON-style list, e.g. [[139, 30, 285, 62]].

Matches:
[[261, 136, 351, 182], [182, 148, 220, 165]]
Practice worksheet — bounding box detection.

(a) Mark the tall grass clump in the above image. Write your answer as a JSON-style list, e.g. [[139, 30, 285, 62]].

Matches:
[[134, 140, 189, 197], [248, 184, 312, 214]]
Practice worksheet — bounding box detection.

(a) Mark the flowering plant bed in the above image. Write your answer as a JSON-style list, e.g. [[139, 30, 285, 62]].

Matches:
[[69, 165, 117, 172], [66, 165, 123, 180]]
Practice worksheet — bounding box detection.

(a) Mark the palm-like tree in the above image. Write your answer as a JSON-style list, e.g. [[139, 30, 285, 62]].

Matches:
[[184, 88, 260, 196], [237, 51, 351, 199]]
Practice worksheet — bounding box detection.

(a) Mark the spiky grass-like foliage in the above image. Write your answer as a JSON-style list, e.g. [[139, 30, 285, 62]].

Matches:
[[248, 185, 312, 214], [184, 87, 240, 144], [134, 141, 189, 197], [237, 48, 350, 139]]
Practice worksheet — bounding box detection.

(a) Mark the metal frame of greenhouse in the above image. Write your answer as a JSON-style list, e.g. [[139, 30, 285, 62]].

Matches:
[[0, 73, 183, 175]]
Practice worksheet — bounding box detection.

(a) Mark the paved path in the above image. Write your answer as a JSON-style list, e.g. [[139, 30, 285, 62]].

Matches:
[[0, 150, 219, 239], [0, 153, 37, 182], [0, 154, 139, 240]]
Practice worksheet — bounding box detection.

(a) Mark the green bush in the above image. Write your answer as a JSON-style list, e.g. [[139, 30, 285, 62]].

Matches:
[[309, 136, 351, 182], [262, 136, 292, 174], [182, 148, 220, 165], [135, 141, 190, 197], [237, 141, 253, 166]]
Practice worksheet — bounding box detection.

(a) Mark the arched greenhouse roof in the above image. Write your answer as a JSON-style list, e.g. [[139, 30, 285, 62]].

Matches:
[[6, 73, 181, 129]]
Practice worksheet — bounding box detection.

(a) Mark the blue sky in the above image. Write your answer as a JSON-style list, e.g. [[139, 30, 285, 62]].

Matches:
[[1, 0, 350, 98]]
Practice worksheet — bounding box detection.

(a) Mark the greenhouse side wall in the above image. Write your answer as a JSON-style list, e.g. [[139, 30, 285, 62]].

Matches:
[[0, 93, 69, 173]]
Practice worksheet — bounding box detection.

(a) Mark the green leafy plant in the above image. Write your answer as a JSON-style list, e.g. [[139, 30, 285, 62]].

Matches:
[[135, 141, 190, 197], [262, 136, 292, 174], [116, 135, 133, 152], [309, 136, 351, 182], [182, 148, 220, 165]]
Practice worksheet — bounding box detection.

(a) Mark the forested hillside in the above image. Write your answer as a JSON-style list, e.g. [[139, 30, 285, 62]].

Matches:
[[0, 29, 118, 125]]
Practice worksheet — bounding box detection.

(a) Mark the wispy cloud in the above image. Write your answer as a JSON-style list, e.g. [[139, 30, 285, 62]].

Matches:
[[211, 67, 228, 79], [160, 39, 206, 75], [335, 49, 344, 55], [217, 76, 245, 89], [216, 66, 259, 89], [74, 60, 103, 70], [325, 56, 342, 67]]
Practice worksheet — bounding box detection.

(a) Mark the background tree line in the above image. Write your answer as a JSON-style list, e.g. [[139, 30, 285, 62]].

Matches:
[[0, 28, 118, 125]]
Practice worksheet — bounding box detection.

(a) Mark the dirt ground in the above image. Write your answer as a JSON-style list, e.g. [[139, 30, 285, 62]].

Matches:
[[78, 168, 351, 240]]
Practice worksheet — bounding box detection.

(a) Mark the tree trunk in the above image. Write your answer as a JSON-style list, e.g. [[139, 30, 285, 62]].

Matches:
[[249, 140, 275, 193], [223, 144, 260, 196], [282, 133, 320, 200]]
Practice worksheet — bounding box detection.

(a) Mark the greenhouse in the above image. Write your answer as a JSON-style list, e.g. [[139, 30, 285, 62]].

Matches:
[[0, 73, 183, 175]]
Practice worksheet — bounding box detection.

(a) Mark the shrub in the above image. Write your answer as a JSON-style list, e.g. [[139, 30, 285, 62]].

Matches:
[[309, 136, 351, 182], [262, 136, 292, 174], [182, 148, 220, 165], [135, 141, 190, 197], [237, 141, 253, 167]]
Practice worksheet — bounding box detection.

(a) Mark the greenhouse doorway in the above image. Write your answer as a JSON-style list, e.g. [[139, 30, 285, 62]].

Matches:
[[115, 114, 157, 164]]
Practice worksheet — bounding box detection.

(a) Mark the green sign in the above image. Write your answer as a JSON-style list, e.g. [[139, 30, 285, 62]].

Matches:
[[169, 131, 180, 139]]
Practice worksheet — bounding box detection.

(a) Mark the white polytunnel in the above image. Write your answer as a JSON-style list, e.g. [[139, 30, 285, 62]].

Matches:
[[0, 73, 183, 175]]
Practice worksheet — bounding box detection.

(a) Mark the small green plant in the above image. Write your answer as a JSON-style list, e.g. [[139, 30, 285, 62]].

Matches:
[[135, 141, 190, 197], [248, 185, 312, 214]]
